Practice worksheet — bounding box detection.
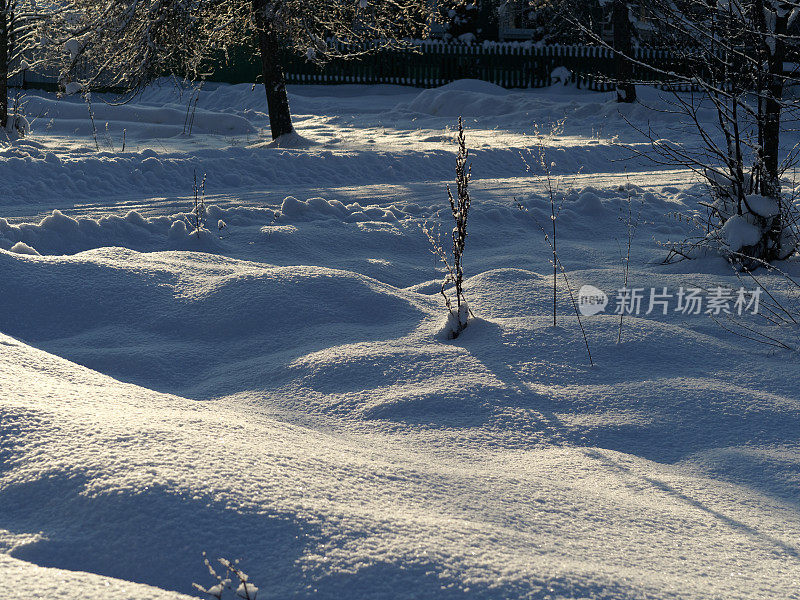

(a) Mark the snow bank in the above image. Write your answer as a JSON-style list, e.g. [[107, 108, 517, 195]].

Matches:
[[0, 208, 225, 255], [3, 81, 800, 600], [279, 196, 406, 223], [23, 95, 256, 137], [9, 241, 40, 255], [0, 142, 476, 206], [0, 83, 691, 207], [3, 251, 800, 600], [0, 196, 417, 256], [404, 82, 525, 118]]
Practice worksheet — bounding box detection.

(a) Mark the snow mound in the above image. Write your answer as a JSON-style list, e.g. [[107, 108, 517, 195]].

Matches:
[[404, 90, 519, 118], [720, 214, 762, 252], [0, 248, 432, 392], [0, 209, 228, 255], [429, 79, 510, 96], [23, 95, 257, 138], [261, 131, 317, 148], [745, 194, 781, 218], [9, 241, 40, 255], [403, 80, 533, 118], [278, 196, 406, 223]]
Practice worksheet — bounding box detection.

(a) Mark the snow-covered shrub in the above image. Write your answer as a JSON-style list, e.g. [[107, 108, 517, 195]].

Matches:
[[665, 171, 798, 270], [705, 171, 795, 269], [426, 117, 473, 339], [550, 66, 572, 86], [193, 555, 258, 600], [190, 171, 207, 238], [6, 90, 29, 138], [2, 112, 29, 139], [610, 0, 800, 267]]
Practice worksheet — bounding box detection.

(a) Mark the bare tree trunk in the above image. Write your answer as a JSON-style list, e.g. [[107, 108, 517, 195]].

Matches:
[[613, 0, 636, 103], [252, 0, 293, 140], [754, 6, 788, 260], [760, 9, 787, 200], [0, 0, 9, 129]]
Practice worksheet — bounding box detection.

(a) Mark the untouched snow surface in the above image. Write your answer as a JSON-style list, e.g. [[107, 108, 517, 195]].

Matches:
[[1, 81, 800, 600]]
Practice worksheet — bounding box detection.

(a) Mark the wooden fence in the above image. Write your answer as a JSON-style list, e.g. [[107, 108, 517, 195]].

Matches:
[[11, 42, 696, 93], [209, 42, 690, 91]]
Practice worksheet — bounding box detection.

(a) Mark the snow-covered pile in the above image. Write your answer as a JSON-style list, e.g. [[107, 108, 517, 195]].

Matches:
[[24, 94, 256, 137], [279, 195, 407, 223], [403, 79, 515, 117], [3, 245, 800, 599], [1, 82, 686, 209], [2, 81, 800, 600]]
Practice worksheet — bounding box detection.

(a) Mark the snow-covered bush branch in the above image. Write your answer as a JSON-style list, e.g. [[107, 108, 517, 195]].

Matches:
[[193, 555, 258, 600], [600, 0, 800, 267]]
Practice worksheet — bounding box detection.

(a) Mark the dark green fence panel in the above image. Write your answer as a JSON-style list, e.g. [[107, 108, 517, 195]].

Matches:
[[26, 41, 798, 93], [210, 42, 651, 90], [16, 42, 708, 92]]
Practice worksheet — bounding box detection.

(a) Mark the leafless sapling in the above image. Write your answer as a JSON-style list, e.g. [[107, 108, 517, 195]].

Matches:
[[517, 123, 594, 365], [184, 79, 205, 136], [514, 196, 594, 367], [425, 116, 472, 338], [521, 120, 568, 327], [191, 170, 207, 238], [617, 178, 642, 344]]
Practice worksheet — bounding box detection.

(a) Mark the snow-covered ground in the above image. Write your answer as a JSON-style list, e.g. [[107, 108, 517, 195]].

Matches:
[[1, 80, 799, 600]]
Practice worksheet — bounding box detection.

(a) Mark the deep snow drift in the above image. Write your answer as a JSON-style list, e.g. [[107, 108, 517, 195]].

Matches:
[[1, 80, 799, 600]]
